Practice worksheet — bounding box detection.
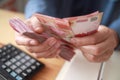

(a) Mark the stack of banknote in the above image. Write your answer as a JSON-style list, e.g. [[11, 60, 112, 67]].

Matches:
[[9, 11, 103, 61]]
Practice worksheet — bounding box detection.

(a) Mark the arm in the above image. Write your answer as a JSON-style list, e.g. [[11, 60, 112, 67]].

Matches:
[[109, 18, 120, 50], [25, 0, 59, 18]]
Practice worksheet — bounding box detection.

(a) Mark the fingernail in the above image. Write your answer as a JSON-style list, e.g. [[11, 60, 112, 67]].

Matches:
[[30, 40, 38, 45], [32, 53, 38, 58], [35, 27, 40, 30], [34, 27, 43, 33], [48, 38, 57, 46]]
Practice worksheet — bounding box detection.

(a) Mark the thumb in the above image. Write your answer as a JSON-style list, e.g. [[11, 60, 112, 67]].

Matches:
[[25, 16, 44, 33]]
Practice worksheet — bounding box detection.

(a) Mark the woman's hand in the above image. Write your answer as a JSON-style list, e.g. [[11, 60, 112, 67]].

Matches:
[[70, 25, 119, 62], [15, 15, 61, 58]]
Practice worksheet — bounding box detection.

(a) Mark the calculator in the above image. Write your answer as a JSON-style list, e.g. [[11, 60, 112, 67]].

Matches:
[[0, 44, 44, 80]]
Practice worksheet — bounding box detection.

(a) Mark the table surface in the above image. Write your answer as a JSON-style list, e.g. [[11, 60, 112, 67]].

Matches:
[[1, 9, 120, 80], [0, 9, 64, 80]]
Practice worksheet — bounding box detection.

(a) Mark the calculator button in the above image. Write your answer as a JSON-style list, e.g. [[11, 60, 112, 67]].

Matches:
[[10, 58, 17, 63], [3, 47, 7, 50], [6, 68, 11, 73], [21, 72, 27, 77], [10, 65, 17, 70], [11, 47, 16, 51], [0, 49, 2, 53], [25, 62, 31, 67], [1, 58, 6, 62], [26, 68, 32, 73], [15, 55, 22, 60], [25, 56, 30, 60], [15, 68, 22, 74], [16, 62, 22, 66], [36, 62, 41, 66], [20, 65, 27, 70], [6, 49, 11, 53], [20, 52, 25, 57], [30, 59, 36, 64], [31, 65, 36, 70], [16, 75, 23, 80], [20, 58, 26, 63], [6, 55, 10, 59], [10, 71, 17, 77], [14, 51, 19, 55], [5, 61, 12, 66], [1, 64, 7, 69], [2, 52, 6, 56], [7, 44, 12, 48]]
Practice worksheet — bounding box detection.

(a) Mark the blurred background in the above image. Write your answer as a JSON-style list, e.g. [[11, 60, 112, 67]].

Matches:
[[0, 0, 27, 13]]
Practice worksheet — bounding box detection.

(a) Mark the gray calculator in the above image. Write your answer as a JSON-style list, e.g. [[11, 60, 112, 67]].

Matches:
[[0, 44, 44, 80]]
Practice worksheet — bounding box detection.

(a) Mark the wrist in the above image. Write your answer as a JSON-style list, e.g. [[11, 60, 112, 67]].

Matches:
[[115, 38, 120, 50], [112, 29, 120, 50]]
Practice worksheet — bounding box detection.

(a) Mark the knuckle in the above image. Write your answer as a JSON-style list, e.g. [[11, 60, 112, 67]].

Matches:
[[90, 37, 97, 44], [15, 40, 20, 44], [15, 39, 25, 45], [33, 53, 41, 58], [26, 47, 33, 52], [93, 47, 101, 55], [84, 53, 97, 62], [88, 55, 97, 62]]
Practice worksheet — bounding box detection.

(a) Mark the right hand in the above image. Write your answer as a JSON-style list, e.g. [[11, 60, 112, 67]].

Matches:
[[15, 15, 61, 58], [70, 25, 119, 62]]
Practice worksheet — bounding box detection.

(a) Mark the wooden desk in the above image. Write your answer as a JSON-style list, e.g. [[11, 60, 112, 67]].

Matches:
[[0, 9, 64, 80]]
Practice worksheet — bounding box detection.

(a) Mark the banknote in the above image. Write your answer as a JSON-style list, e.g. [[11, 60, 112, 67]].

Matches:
[[9, 18, 75, 61], [9, 11, 103, 61], [64, 11, 103, 38]]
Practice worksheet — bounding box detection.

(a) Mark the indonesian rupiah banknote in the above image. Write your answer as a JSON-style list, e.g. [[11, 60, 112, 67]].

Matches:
[[9, 11, 103, 61]]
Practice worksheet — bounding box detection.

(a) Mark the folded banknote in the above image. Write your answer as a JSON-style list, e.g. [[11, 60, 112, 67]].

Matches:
[[9, 11, 103, 61]]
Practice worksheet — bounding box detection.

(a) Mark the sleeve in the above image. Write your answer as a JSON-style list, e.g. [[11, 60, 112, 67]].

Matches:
[[109, 18, 120, 50], [24, 0, 60, 18]]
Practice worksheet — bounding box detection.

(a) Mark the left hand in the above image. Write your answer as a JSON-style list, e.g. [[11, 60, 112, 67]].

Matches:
[[70, 25, 119, 62], [15, 15, 61, 58]]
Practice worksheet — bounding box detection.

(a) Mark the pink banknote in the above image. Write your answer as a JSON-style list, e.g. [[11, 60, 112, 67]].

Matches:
[[9, 11, 103, 61]]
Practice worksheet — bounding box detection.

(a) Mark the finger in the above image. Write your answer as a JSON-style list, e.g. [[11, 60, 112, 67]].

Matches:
[[28, 41, 61, 58], [32, 41, 61, 58], [34, 42, 61, 58], [15, 32, 39, 46], [34, 14, 47, 23], [70, 26, 109, 46], [26, 37, 58, 53], [45, 42, 61, 58], [48, 49, 61, 58], [82, 49, 113, 62], [79, 36, 114, 56], [35, 41, 60, 58], [25, 16, 44, 33], [95, 49, 113, 62]]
